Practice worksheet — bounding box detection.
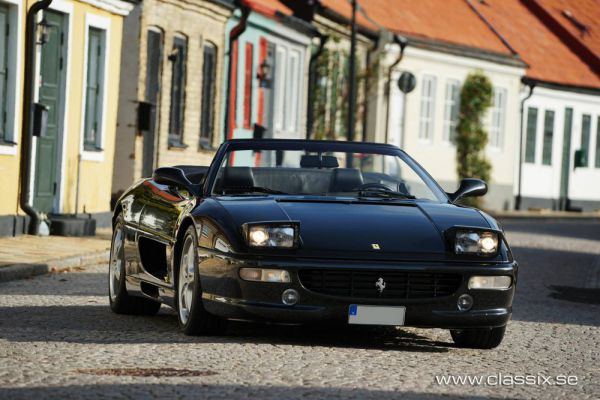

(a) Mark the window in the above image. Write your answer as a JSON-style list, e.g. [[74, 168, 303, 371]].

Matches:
[[596, 116, 600, 168], [525, 107, 538, 163], [580, 114, 591, 167], [419, 75, 436, 141], [274, 46, 286, 131], [0, 4, 8, 143], [542, 110, 555, 165], [83, 27, 106, 151], [243, 42, 253, 129], [490, 88, 507, 148], [287, 49, 300, 132], [200, 42, 216, 148], [168, 35, 187, 146], [443, 79, 460, 143]]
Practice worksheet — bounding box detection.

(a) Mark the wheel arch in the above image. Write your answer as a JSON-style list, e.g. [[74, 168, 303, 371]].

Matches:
[[172, 216, 197, 280]]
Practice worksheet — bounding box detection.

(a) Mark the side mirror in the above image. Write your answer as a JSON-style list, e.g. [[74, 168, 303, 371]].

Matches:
[[573, 149, 586, 169], [448, 178, 488, 204], [153, 167, 192, 188]]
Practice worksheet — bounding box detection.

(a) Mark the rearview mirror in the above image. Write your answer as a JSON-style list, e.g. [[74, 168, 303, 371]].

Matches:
[[448, 179, 487, 204], [153, 167, 192, 188]]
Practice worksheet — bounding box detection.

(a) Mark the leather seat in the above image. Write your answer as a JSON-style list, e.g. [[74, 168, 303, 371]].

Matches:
[[328, 168, 364, 193]]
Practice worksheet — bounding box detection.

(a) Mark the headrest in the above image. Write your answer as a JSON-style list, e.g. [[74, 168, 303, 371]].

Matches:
[[222, 167, 255, 188], [329, 168, 364, 193]]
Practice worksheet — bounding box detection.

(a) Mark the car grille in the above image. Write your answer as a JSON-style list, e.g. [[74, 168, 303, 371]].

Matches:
[[298, 269, 462, 299]]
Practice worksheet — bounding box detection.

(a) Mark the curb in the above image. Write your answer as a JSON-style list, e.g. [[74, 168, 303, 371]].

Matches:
[[0, 249, 110, 283]]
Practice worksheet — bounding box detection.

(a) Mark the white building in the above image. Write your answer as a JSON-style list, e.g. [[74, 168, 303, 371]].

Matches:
[[368, 40, 525, 211]]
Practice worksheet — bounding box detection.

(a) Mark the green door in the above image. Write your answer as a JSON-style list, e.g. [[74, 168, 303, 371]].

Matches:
[[33, 11, 66, 213]]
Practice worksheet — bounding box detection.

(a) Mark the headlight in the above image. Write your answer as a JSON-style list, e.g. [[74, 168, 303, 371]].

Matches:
[[454, 230, 499, 255], [243, 222, 299, 248]]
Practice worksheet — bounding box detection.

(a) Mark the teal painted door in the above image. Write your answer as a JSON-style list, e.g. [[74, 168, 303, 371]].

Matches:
[[33, 11, 66, 213]]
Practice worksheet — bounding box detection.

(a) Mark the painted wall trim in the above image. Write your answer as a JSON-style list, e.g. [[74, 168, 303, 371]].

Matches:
[[79, 0, 133, 16], [79, 12, 111, 163]]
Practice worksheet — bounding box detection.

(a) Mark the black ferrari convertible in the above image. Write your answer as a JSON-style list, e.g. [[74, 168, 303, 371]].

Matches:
[[109, 139, 517, 349]]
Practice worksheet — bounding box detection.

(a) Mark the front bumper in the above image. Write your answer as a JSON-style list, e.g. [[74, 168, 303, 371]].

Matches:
[[198, 252, 517, 329]]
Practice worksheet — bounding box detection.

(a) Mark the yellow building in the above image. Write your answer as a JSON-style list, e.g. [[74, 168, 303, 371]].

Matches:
[[0, 0, 132, 236]]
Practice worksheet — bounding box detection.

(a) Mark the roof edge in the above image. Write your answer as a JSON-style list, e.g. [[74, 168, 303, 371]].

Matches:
[[523, 77, 600, 96], [405, 35, 527, 68]]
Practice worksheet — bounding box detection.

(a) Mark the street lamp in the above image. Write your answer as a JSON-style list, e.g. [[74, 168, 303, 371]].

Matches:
[[36, 16, 50, 45]]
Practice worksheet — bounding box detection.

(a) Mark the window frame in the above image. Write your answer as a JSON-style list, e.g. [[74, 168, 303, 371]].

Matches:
[[419, 75, 436, 142], [79, 13, 110, 162], [168, 33, 188, 148], [524, 107, 538, 164], [199, 41, 217, 149], [541, 109, 555, 166], [442, 78, 460, 144], [0, 0, 23, 155], [489, 87, 507, 149]]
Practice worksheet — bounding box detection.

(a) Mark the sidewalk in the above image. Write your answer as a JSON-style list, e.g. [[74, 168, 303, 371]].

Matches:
[[0, 229, 112, 283]]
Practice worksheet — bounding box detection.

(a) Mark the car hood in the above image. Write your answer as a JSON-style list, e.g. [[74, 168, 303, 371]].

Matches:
[[216, 197, 491, 261]]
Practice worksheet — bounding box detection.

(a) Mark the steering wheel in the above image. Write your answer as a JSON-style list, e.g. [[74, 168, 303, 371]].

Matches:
[[357, 183, 392, 192]]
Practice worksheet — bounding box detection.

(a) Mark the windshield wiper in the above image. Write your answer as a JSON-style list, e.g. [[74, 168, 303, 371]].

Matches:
[[357, 188, 416, 200], [221, 186, 288, 195]]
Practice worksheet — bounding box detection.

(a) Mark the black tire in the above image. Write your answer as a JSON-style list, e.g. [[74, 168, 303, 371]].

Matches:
[[176, 225, 227, 336], [450, 325, 506, 349], [108, 214, 161, 315]]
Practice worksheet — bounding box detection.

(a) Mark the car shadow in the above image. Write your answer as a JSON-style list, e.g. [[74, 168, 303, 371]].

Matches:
[[0, 304, 451, 352], [0, 384, 506, 400], [508, 245, 600, 327]]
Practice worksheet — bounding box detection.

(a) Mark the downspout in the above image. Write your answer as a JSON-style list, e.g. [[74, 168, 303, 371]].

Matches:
[[19, 0, 54, 235], [306, 33, 327, 139], [223, 4, 250, 141], [384, 35, 407, 145], [515, 80, 535, 210]]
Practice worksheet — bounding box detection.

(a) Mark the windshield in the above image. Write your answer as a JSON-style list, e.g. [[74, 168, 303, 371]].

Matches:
[[211, 146, 447, 202]]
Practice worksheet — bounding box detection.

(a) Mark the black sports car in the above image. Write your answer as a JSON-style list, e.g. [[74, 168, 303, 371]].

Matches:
[[109, 139, 517, 349]]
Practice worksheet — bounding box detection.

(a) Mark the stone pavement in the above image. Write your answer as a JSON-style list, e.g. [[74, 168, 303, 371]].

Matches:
[[0, 220, 599, 399], [0, 229, 111, 282]]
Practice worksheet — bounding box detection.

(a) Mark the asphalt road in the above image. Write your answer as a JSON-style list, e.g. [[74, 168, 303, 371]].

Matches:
[[1, 219, 599, 399]]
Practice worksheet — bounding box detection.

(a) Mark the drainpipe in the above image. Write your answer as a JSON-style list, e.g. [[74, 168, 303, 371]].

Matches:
[[306, 33, 327, 139], [223, 3, 250, 141], [19, 0, 53, 235], [515, 80, 535, 210], [384, 35, 407, 145]]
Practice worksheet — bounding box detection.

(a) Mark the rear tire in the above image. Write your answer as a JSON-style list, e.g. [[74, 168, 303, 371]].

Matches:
[[108, 214, 161, 315], [176, 225, 227, 336], [450, 325, 506, 349]]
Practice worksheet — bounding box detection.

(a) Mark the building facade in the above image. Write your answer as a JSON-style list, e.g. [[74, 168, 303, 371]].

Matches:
[[112, 0, 233, 202], [0, 0, 132, 236]]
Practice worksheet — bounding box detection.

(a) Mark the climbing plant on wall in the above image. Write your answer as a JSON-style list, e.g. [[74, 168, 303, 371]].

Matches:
[[455, 71, 493, 208]]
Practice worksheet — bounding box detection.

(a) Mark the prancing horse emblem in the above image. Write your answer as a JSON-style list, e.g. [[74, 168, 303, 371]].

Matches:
[[375, 277, 386, 293]]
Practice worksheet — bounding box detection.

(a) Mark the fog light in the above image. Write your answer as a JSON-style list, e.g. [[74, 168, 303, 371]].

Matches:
[[239, 268, 290, 283], [282, 289, 299, 305], [457, 294, 473, 311], [468, 276, 512, 290]]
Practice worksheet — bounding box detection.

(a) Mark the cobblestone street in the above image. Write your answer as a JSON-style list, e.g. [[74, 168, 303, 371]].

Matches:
[[0, 220, 599, 399]]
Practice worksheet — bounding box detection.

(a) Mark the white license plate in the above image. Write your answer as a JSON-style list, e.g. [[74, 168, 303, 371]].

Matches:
[[348, 304, 405, 326]]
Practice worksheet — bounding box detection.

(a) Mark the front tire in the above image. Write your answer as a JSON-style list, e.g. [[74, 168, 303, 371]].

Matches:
[[176, 225, 226, 336], [108, 214, 161, 315], [450, 325, 506, 349]]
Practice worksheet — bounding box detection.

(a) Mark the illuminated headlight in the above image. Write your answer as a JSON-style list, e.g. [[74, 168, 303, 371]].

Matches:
[[243, 222, 299, 248], [468, 276, 512, 290], [239, 268, 291, 283], [455, 230, 499, 255]]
